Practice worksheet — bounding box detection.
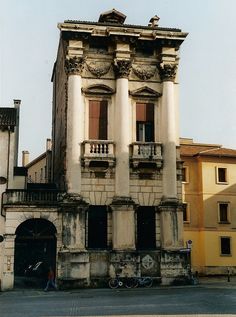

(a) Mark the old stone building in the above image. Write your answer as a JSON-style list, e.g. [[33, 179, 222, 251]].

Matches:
[[50, 9, 188, 287], [1, 9, 188, 290]]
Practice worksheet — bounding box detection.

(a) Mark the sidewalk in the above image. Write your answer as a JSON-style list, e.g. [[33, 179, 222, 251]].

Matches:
[[199, 275, 236, 288]]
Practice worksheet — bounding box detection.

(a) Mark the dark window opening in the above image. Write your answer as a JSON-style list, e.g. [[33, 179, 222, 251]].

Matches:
[[136, 207, 156, 249], [89, 100, 108, 140], [136, 103, 154, 142], [220, 237, 231, 255], [88, 206, 107, 249], [219, 203, 229, 223], [182, 167, 187, 182], [218, 168, 227, 183], [183, 203, 188, 222]]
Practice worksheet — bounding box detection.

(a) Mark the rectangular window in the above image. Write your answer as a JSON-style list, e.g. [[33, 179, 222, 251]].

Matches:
[[182, 203, 189, 222], [88, 206, 107, 249], [217, 167, 227, 183], [136, 103, 154, 142], [182, 166, 189, 183], [136, 207, 156, 249], [218, 203, 230, 223], [220, 237, 231, 255], [89, 100, 108, 140]]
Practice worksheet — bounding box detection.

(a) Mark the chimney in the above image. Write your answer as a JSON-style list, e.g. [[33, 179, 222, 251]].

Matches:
[[22, 151, 29, 167], [14, 99, 21, 167], [46, 138, 52, 151]]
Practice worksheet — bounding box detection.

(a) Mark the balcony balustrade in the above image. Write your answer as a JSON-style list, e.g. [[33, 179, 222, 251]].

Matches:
[[2, 189, 61, 205], [130, 142, 163, 168], [81, 140, 115, 167]]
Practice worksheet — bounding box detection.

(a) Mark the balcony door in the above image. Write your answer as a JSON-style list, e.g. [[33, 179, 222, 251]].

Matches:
[[136, 103, 154, 142], [89, 100, 108, 140]]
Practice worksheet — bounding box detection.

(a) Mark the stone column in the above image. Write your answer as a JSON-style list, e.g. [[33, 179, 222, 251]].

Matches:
[[111, 58, 135, 250], [160, 63, 178, 201], [113, 59, 131, 197], [65, 56, 85, 196], [159, 62, 184, 250]]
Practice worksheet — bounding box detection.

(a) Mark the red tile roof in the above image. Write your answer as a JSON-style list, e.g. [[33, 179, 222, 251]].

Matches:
[[180, 143, 236, 158]]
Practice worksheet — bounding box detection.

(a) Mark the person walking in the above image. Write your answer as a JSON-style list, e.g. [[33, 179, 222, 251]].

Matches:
[[44, 267, 57, 291]]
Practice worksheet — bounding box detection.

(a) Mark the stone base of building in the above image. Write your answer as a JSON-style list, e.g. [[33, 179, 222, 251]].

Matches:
[[56, 249, 189, 289]]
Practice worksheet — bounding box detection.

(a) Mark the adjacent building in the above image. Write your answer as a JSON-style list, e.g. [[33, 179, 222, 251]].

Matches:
[[181, 138, 236, 275], [0, 100, 23, 289]]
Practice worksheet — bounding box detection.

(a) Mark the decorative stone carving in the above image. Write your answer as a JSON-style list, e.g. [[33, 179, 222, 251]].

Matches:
[[132, 65, 156, 80], [65, 56, 85, 75], [86, 61, 111, 78], [159, 63, 177, 82], [113, 59, 132, 78]]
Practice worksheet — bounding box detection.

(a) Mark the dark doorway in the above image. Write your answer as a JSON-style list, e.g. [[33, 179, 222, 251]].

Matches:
[[14, 218, 57, 288], [136, 207, 156, 249], [87, 206, 107, 249]]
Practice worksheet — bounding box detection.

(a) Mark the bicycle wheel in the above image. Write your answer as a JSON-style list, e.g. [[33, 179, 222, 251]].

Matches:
[[143, 277, 153, 288], [125, 277, 138, 289], [109, 278, 119, 289]]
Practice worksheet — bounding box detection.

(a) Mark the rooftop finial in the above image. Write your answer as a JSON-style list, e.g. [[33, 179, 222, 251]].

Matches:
[[148, 15, 160, 27]]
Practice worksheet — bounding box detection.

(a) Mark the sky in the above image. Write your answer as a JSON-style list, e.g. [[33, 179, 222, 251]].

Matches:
[[1, 0, 236, 163]]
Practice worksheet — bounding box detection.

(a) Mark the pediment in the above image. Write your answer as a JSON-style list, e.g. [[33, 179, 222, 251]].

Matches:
[[129, 86, 161, 98], [82, 84, 115, 95], [98, 9, 126, 24]]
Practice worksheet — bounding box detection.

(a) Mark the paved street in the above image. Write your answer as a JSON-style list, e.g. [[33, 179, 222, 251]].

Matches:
[[1, 279, 236, 317]]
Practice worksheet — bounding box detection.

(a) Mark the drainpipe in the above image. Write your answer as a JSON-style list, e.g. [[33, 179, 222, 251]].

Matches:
[[13, 99, 21, 167], [6, 126, 11, 190]]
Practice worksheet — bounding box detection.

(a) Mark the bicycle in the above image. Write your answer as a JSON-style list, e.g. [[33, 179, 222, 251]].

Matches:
[[133, 276, 153, 288], [108, 276, 137, 289]]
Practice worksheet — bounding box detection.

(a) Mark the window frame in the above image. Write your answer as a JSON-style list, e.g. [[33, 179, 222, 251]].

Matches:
[[216, 167, 228, 184], [218, 202, 230, 224], [135, 102, 155, 142], [220, 236, 231, 256], [182, 166, 189, 183], [182, 202, 190, 223], [88, 99, 108, 140]]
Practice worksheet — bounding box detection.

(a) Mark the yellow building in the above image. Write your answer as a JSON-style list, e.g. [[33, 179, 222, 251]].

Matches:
[[181, 138, 236, 275]]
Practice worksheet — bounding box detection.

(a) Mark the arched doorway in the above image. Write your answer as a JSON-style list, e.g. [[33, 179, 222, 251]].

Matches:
[[14, 218, 57, 288]]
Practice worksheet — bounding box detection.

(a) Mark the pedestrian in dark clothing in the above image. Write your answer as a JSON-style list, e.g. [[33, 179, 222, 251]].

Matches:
[[44, 267, 57, 291]]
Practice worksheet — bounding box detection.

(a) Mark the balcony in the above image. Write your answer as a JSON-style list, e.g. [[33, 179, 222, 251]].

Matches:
[[81, 140, 115, 168], [2, 189, 62, 206], [130, 142, 163, 169]]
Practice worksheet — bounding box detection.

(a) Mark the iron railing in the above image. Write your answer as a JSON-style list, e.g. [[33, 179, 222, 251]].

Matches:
[[2, 189, 62, 205]]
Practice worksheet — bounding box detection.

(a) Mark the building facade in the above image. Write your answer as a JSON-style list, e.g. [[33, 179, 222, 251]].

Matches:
[[50, 9, 188, 287], [181, 138, 236, 275], [0, 100, 22, 289], [1, 9, 188, 290]]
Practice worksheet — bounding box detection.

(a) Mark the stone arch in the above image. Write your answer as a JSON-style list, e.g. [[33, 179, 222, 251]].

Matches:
[[14, 218, 57, 288]]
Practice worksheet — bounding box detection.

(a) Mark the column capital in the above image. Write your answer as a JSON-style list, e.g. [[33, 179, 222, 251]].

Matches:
[[113, 59, 132, 78], [159, 63, 177, 82], [65, 56, 86, 75]]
